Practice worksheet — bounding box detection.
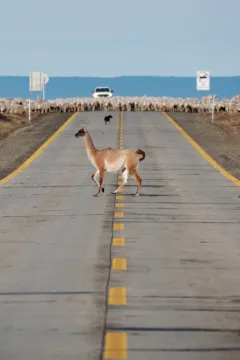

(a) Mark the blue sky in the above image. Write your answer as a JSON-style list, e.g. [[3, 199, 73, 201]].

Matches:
[[2, 0, 239, 76]]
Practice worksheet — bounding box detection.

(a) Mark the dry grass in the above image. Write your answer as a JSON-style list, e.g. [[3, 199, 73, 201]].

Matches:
[[203, 112, 240, 133], [0, 113, 39, 140]]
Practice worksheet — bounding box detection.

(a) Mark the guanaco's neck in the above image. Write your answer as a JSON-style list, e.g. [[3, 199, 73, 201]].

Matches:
[[84, 132, 97, 158]]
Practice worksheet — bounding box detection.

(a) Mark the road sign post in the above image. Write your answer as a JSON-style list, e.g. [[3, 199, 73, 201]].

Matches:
[[28, 99, 31, 123], [42, 74, 49, 100], [29, 72, 49, 122], [196, 70, 212, 119], [29, 72, 49, 100], [211, 95, 217, 123]]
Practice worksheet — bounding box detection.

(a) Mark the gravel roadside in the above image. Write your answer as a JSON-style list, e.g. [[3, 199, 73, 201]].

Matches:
[[167, 112, 240, 180], [1, 110, 239, 183], [0, 112, 74, 180]]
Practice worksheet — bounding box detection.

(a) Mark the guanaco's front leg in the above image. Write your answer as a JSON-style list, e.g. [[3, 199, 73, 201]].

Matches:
[[92, 170, 105, 194], [92, 170, 99, 187], [93, 169, 105, 197]]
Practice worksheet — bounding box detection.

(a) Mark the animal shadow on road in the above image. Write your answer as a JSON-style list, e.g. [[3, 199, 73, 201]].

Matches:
[[123, 193, 175, 197], [122, 184, 175, 197]]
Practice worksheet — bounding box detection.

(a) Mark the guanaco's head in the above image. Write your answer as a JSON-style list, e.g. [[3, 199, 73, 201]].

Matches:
[[75, 126, 87, 138]]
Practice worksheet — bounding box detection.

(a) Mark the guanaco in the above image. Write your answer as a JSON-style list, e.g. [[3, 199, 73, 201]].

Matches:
[[75, 125, 145, 197]]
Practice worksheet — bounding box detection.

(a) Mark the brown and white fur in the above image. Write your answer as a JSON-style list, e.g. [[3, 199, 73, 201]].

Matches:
[[75, 125, 145, 197]]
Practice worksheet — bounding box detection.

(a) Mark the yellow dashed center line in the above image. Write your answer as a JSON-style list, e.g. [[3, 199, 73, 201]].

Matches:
[[114, 223, 124, 231], [115, 203, 124, 208], [113, 237, 125, 246], [112, 258, 127, 270], [114, 212, 124, 218], [108, 287, 127, 305], [116, 195, 123, 200], [103, 111, 127, 359], [104, 332, 127, 359]]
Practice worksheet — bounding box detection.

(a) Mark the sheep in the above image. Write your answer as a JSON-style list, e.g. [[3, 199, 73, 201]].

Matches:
[[1, 94, 240, 115]]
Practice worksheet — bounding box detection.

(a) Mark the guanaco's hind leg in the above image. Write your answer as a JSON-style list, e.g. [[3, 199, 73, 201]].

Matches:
[[111, 168, 128, 194], [130, 170, 142, 196]]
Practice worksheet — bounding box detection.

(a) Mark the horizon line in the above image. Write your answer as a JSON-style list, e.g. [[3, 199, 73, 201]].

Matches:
[[1, 74, 240, 78]]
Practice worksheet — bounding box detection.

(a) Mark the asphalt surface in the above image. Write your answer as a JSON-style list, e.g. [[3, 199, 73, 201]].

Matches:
[[0, 111, 240, 359]]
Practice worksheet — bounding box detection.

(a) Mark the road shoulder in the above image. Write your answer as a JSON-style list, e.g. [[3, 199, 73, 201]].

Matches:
[[0, 112, 74, 181], [166, 112, 240, 180]]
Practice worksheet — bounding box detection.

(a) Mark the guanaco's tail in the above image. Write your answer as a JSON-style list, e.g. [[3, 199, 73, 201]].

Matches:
[[136, 149, 145, 161]]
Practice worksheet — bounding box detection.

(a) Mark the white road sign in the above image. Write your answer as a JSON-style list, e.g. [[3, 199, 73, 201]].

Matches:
[[196, 71, 210, 91], [29, 72, 49, 91]]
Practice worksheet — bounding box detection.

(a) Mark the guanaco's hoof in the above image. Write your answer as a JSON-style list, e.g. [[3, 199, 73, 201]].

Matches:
[[93, 193, 100, 197], [133, 193, 139, 197]]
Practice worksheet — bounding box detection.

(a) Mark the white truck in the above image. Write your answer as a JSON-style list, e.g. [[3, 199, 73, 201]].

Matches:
[[92, 87, 113, 98]]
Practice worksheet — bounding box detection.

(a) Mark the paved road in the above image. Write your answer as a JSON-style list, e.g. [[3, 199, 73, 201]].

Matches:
[[0, 111, 240, 359], [0, 111, 118, 360]]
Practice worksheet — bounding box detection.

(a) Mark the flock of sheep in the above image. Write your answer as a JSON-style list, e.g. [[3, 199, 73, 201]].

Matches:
[[0, 95, 240, 115]]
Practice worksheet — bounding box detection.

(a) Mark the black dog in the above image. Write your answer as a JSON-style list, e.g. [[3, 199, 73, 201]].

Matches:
[[104, 115, 112, 124]]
